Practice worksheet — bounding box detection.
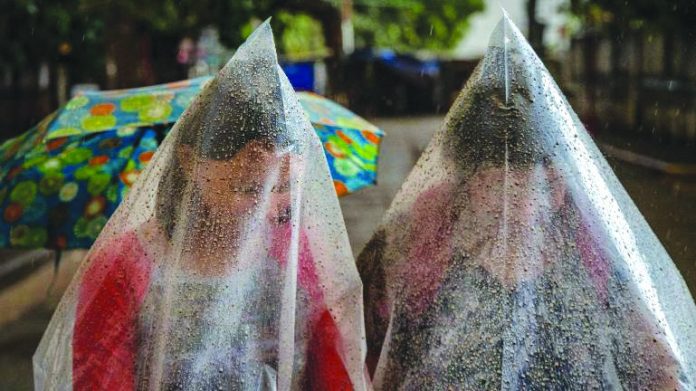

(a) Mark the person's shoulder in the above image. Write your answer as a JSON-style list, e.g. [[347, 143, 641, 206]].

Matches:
[[413, 181, 457, 212], [78, 223, 155, 303], [95, 228, 141, 253], [89, 220, 162, 264]]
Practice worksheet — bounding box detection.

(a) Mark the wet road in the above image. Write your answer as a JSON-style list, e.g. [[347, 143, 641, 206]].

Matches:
[[2, 115, 695, 389], [340, 116, 439, 254]]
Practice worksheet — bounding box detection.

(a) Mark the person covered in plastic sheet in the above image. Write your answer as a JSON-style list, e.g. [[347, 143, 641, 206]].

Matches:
[[33, 21, 369, 391], [358, 15, 696, 391]]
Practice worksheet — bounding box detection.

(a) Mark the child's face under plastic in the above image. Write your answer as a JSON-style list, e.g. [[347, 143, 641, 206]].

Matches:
[[187, 140, 292, 228]]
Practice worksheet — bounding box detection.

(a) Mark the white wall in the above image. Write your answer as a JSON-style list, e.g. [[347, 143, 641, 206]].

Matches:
[[452, 0, 569, 60]]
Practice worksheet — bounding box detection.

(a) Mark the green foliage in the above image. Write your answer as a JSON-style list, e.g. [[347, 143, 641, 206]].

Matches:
[[0, 0, 274, 77], [0, 0, 486, 76], [77, 0, 265, 47], [352, 0, 485, 52], [274, 11, 329, 60]]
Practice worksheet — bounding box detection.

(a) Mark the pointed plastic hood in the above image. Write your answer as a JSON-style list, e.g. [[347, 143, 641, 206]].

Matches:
[[33, 21, 369, 391], [177, 19, 298, 160], [358, 15, 696, 390], [441, 14, 571, 171]]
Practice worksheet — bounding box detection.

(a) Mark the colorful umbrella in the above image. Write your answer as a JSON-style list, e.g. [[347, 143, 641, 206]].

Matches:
[[296, 92, 382, 196], [0, 78, 382, 249], [44, 77, 383, 195], [45, 78, 207, 139], [0, 120, 160, 249]]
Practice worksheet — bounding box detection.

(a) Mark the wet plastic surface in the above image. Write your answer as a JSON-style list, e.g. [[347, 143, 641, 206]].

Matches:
[[358, 15, 696, 390], [33, 21, 369, 391]]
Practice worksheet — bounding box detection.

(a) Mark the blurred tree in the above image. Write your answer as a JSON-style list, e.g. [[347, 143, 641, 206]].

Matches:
[[274, 11, 330, 60], [0, 0, 486, 137], [0, 0, 106, 138], [76, 0, 264, 87], [71, 0, 340, 86], [527, 0, 544, 55], [0, 0, 104, 79], [1, 0, 486, 86], [351, 0, 485, 52]]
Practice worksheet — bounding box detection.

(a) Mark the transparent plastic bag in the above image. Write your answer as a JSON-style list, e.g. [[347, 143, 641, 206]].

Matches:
[[34, 21, 368, 391], [358, 14, 696, 390]]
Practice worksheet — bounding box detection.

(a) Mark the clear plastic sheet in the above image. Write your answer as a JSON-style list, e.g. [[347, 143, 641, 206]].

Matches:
[[358, 15, 696, 390], [34, 21, 368, 391]]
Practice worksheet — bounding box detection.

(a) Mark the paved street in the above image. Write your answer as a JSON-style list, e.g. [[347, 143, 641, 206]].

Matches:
[[340, 116, 440, 254]]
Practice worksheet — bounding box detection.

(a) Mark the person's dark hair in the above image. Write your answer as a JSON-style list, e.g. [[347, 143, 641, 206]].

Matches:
[[442, 46, 561, 171], [155, 57, 298, 239]]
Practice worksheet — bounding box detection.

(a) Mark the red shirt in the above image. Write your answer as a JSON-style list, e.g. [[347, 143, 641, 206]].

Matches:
[[73, 227, 354, 390]]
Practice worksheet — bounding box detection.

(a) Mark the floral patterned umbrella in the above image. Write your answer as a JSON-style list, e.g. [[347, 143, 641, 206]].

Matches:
[[295, 91, 383, 196], [45, 78, 207, 139], [0, 78, 382, 249]]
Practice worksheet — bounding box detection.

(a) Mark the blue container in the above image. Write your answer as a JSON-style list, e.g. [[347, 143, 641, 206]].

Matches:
[[281, 61, 315, 91]]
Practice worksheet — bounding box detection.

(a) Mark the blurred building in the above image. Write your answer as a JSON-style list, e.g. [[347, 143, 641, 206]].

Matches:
[[567, 28, 696, 143], [455, 0, 696, 145]]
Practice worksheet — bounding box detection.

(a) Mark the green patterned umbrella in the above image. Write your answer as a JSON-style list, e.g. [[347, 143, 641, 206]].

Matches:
[[0, 78, 383, 249]]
